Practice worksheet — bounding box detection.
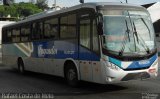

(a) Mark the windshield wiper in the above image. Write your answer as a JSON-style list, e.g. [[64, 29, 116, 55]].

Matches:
[[125, 20, 131, 42], [119, 20, 130, 56], [133, 22, 139, 43], [132, 21, 150, 54]]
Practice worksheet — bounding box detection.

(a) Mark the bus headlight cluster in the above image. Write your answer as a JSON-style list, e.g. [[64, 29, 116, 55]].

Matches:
[[151, 59, 158, 67], [107, 62, 121, 71]]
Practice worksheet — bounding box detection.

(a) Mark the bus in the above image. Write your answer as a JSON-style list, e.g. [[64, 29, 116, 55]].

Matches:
[[2, 2, 158, 86]]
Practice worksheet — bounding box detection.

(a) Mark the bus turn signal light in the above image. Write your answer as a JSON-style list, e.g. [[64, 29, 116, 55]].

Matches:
[[148, 68, 156, 73]]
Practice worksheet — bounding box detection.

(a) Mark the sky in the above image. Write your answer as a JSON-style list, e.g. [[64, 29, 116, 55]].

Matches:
[[16, 0, 160, 7]]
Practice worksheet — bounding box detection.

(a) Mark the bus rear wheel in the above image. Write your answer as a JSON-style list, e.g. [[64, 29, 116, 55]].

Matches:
[[18, 59, 25, 74], [65, 63, 79, 87]]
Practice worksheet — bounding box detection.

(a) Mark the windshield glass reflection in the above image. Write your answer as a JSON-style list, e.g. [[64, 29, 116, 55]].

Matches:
[[102, 10, 155, 55]]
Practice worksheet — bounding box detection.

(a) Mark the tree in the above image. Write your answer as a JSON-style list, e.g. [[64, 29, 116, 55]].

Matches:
[[0, 2, 43, 19], [36, 0, 49, 10], [0, 5, 5, 17], [4, 5, 17, 17], [17, 2, 42, 17]]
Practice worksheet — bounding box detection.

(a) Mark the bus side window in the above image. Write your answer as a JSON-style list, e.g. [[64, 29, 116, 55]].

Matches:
[[32, 22, 43, 40], [67, 14, 76, 38], [60, 14, 76, 39], [12, 28, 20, 42], [44, 18, 58, 39], [92, 20, 99, 54], [80, 19, 91, 49], [60, 16, 68, 38], [21, 25, 30, 42], [6, 29, 12, 43]]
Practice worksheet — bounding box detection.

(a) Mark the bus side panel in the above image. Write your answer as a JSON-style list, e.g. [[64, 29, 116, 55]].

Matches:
[[23, 41, 57, 75], [79, 45, 104, 83], [23, 39, 79, 77], [92, 61, 106, 84], [3, 39, 79, 77], [54, 39, 79, 77]]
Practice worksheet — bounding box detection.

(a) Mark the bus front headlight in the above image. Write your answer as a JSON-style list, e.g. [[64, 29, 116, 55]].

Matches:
[[107, 62, 121, 71], [151, 59, 158, 67], [102, 58, 121, 71]]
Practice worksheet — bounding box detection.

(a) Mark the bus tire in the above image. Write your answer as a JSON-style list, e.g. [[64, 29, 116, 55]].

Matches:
[[65, 63, 79, 87], [18, 58, 25, 74]]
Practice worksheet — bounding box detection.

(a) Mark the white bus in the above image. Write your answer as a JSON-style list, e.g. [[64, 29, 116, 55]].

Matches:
[[2, 2, 158, 86]]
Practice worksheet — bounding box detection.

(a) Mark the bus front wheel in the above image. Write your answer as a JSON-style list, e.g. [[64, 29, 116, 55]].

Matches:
[[65, 63, 79, 87], [18, 58, 25, 74]]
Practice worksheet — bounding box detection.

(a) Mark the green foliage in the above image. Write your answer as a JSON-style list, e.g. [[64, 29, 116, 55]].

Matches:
[[0, 2, 43, 19], [0, 5, 5, 17], [17, 2, 42, 17]]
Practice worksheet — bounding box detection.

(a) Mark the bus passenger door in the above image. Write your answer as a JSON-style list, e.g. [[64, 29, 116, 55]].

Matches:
[[79, 18, 93, 82]]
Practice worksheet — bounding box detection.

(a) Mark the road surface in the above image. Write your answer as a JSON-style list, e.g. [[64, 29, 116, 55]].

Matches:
[[0, 63, 159, 99]]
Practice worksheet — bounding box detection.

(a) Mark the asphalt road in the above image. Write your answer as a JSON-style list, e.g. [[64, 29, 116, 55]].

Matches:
[[0, 63, 159, 99]]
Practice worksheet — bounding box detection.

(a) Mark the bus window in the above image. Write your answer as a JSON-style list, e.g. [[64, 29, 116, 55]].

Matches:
[[93, 20, 99, 54], [12, 28, 20, 42], [68, 14, 76, 38], [31, 22, 43, 40], [60, 16, 68, 38], [60, 14, 76, 38], [44, 18, 58, 39], [6, 29, 12, 43], [80, 19, 91, 49], [21, 25, 30, 42]]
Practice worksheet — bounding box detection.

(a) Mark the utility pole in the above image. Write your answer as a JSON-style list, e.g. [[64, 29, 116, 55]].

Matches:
[[126, 0, 128, 3], [54, 0, 56, 7]]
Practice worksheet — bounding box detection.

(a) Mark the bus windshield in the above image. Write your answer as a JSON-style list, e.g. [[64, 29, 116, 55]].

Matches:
[[102, 9, 155, 56]]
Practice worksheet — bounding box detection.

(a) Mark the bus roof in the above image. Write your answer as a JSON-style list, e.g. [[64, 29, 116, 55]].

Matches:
[[3, 2, 145, 28]]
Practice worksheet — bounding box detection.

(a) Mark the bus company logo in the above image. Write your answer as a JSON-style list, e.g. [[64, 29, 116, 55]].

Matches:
[[38, 45, 57, 57], [138, 60, 150, 65]]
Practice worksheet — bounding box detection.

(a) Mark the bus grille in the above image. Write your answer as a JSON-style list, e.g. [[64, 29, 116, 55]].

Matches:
[[121, 72, 150, 81]]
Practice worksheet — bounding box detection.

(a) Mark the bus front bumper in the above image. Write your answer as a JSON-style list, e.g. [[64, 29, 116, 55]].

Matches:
[[104, 60, 158, 83]]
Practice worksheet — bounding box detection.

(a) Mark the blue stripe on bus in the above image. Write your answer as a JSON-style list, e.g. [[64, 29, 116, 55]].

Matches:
[[127, 54, 157, 69], [108, 57, 121, 68], [108, 54, 157, 69]]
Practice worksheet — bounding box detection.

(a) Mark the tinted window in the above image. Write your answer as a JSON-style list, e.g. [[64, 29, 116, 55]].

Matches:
[[31, 22, 43, 40], [44, 18, 58, 39], [12, 28, 20, 42], [80, 19, 90, 49], [60, 14, 76, 38], [93, 20, 99, 54], [21, 24, 30, 42]]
